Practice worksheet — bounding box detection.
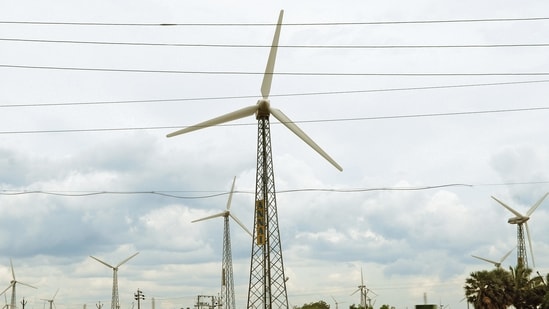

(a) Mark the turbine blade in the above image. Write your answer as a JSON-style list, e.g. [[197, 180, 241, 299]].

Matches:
[[116, 252, 139, 268], [191, 211, 227, 223], [361, 268, 364, 286], [16, 281, 37, 289], [10, 259, 15, 281], [471, 255, 498, 265], [53, 288, 59, 300], [491, 196, 523, 217], [500, 247, 515, 263], [89, 256, 114, 269], [525, 222, 535, 268], [229, 213, 253, 237], [226, 176, 237, 211], [0, 285, 10, 297], [167, 105, 258, 138], [526, 192, 549, 216], [261, 10, 284, 99], [269, 107, 343, 171], [350, 289, 360, 296]]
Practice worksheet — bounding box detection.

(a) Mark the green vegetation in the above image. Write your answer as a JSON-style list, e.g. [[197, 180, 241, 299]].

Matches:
[[464, 264, 549, 309]]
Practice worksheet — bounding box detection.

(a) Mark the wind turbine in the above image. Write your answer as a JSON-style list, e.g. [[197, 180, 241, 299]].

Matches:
[[41, 289, 59, 309], [351, 268, 375, 309], [90, 252, 139, 309], [192, 176, 252, 309], [491, 192, 548, 268], [471, 247, 515, 268], [331, 296, 345, 309], [0, 259, 37, 309], [167, 9, 342, 309]]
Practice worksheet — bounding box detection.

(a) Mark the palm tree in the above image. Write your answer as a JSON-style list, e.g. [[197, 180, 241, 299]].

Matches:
[[509, 265, 545, 309], [464, 268, 513, 309]]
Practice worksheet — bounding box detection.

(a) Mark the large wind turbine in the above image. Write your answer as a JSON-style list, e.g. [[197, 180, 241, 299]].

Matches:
[[90, 252, 139, 309], [0, 259, 37, 309], [167, 9, 342, 309], [192, 176, 252, 309], [471, 247, 515, 268], [491, 192, 548, 268]]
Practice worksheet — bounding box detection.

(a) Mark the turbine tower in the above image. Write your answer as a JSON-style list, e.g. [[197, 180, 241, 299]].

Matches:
[[192, 176, 252, 309], [491, 192, 548, 268], [41, 289, 59, 309], [0, 259, 37, 309], [471, 247, 515, 268], [167, 10, 342, 309], [90, 252, 139, 309]]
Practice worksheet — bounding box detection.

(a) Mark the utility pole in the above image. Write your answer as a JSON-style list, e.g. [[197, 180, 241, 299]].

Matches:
[[97, 302, 103, 309], [134, 289, 145, 309], [21, 298, 27, 309]]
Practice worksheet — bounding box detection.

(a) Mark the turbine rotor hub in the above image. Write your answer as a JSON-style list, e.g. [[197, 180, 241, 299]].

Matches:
[[256, 99, 271, 119]]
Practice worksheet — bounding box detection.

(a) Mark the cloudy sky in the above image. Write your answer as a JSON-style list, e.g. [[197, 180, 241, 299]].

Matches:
[[1, 1, 549, 309]]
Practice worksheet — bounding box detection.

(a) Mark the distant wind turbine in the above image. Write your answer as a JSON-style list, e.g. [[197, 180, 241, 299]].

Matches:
[[351, 268, 376, 309], [0, 259, 37, 309], [491, 192, 548, 268], [90, 252, 139, 309], [471, 247, 515, 268], [41, 289, 59, 309], [192, 176, 252, 309], [331, 296, 345, 309]]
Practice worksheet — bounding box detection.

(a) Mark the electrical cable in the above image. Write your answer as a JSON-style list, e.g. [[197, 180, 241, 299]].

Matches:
[[1, 181, 548, 199], [1, 16, 549, 27], [2, 64, 549, 76], [0, 105, 547, 135], [3, 37, 549, 49], [2, 79, 549, 108]]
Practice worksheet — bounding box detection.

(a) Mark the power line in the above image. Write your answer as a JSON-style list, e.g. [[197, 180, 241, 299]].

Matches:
[[2, 79, 549, 108], [1, 180, 548, 199], [3, 37, 549, 49], [2, 64, 549, 76], [0, 105, 547, 135], [1, 16, 549, 27]]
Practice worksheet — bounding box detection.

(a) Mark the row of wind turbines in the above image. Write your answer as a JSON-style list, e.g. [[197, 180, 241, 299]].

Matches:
[[0, 260, 58, 309], [1, 253, 139, 309], [472, 192, 548, 269]]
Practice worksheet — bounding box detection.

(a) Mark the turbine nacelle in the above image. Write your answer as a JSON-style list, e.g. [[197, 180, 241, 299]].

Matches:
[[508, 216, 529, 225], [256, 99, 271, 119]]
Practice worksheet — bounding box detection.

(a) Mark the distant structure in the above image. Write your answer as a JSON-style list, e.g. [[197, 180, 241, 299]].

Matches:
[[471, 247, 515, 268], [415, 293, 437, 309], [41, 289, 60, 309], [351, 268, 376, 308], [191, 177, 252, 309], [0, 259, 37, 309], [90, 252, 139, 309], [491, 192, 548, 268], [194, 295, 219, 309]]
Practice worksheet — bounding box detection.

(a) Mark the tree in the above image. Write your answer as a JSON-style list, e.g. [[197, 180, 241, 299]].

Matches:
[[464, 268, 513, 309], [295, 300, 330, 309], [508, 265, 545, 309]]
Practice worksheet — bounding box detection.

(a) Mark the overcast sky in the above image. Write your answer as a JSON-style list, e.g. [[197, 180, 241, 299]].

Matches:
[[1, 1, 549, 309]]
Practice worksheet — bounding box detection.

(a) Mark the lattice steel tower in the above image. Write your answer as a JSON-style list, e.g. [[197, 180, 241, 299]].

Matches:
[[90, 252, 139, 309], [192, 177, 252, 309], [167, 9, 342, 309]]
